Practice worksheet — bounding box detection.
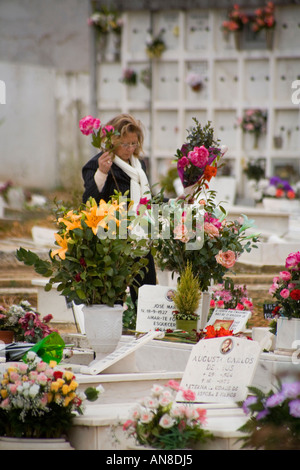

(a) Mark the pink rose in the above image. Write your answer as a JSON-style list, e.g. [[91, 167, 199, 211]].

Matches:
[[285, 251, 300, 270], [79, 115, 101, 135], [177, 156, 189, 168], [188, 146, 209, 168], [215, 250, 236, 268], [174, 224, 190, 243], [279, 271, 291, 281], [210, 299, 216, 308], [102, 125, 114, 135], [204, 222, 219, 238], [182, 389, 196, 401], [217, 300, 225, 308], [280, 288, 290, 299]]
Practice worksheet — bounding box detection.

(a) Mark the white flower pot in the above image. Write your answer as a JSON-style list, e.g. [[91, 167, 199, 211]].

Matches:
[[276, 317, 300, 350], [0, 437, 73, 450], [82, 304, 123, 359]]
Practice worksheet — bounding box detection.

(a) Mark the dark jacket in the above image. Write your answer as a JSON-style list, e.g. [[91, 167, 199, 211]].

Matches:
[[82, 152, 147, 204]]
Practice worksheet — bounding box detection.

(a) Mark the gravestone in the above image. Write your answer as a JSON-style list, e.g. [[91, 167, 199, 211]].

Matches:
[[136, 285, 177, 332], [177, 336, 260, 403], [205, 308, 251, 334]]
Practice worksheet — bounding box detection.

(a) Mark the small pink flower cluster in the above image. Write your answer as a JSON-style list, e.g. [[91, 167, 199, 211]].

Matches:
[[123, 380, 210, 448], [79, 115, 101, 136], [269, 251, 300, 319], [210, 282, 253, 312], [178, 145, 209, 169]]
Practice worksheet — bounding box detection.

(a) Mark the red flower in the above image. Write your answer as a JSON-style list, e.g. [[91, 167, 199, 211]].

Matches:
[[79, 257, 87, 267], [53, 370, 63, 380], [74, 273, 81, 282], [290, 289, 300, 301]]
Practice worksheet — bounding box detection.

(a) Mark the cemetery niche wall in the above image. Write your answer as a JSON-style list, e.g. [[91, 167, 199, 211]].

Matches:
[[92, 4, 300, 201]]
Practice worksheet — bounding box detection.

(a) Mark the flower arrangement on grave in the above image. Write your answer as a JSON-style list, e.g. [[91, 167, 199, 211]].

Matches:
[[145, 30, 166, 59], [204, 325, 234, 339], [87, 6, 123, 36], [238, 380, 300, 450], [122, 380, 213, 449], [268, 251, 300, 320], [185, 72, 203, 92], [222, 4, 249, 33], [238, 109, 267, 148], [252, 2, 276, 33], [209, 280, 254, 315], [16, 115, 151, 307], [243, 158, 266, 182], [222, 3, 275, 34], [172, 263, 201, 333], [121, 68, 138, 86], [0, 351, 103, 439], [139, 119, 259, 292], [16, 196, 150, 307], [260, 176, 296, 200], [0, 300, 57, 343]]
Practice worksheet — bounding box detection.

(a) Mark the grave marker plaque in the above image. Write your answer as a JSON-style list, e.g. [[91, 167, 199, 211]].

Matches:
[[205, 308, 251, 334], [136, 285, 177, 332], [177, 337, 260, 403]]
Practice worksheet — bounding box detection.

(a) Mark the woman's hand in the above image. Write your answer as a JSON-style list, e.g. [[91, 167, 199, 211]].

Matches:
[[98, 152, 113, 174]]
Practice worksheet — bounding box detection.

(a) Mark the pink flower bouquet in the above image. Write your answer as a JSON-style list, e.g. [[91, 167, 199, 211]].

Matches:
[[123, 380, 213, 449], [269, 251, 300, 319]]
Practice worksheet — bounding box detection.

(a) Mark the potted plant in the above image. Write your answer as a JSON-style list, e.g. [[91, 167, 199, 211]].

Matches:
[[0, 300, 57, 345], [145, 30, 166, 59], [0, 351, 102, 449], [172, 262, 201, 334], [16, 197, 150, 359], [121, 68, 138, 86], [238, 380, 300, 450], [268, 251, 300, 350], [123, 380, 213, 449], [185, 72, 203, 92], [251, 2, 276, 49], [238, 109, 267, 149]]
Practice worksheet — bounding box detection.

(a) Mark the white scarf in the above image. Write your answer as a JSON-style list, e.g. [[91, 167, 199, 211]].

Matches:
[[113, 155, 150, 206]]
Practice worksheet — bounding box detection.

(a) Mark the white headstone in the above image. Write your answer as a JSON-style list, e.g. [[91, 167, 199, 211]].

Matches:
[[205, 308, 251, 334], [136, 285, 177, 332], [177, 336, 260, 403]]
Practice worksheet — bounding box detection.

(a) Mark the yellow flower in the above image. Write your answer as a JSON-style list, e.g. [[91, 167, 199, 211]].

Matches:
[[69, 380, 78, 391], [63, 370, 75, 382], [51, 381, 60, 393], [62, 384, 70, 395], [58, 210, 82, 232], [49, 361, 57, 368], [0, 389, 8, 399], [50, 233, 69, 260], [64, 396, 72, 407]]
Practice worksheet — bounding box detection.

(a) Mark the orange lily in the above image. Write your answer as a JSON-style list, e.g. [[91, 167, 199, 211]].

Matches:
[[58, 210, 82, 232], [51, 233, 69, 260], [82, 203, 109, 235]]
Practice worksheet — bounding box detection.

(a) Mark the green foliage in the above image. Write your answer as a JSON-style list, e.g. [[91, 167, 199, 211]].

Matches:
[[172, 262, 201, 320], [16, 197, 151, 307]]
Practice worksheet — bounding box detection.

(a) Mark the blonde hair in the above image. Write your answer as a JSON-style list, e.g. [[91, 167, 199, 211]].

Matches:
[[105, 113, 144, 157]]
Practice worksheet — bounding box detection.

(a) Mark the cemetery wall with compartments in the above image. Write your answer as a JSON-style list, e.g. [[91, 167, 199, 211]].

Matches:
[[94, 5, 300, 199]]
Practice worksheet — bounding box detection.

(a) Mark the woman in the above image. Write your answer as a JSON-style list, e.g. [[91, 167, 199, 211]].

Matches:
[[82, 113, 156, 308]]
